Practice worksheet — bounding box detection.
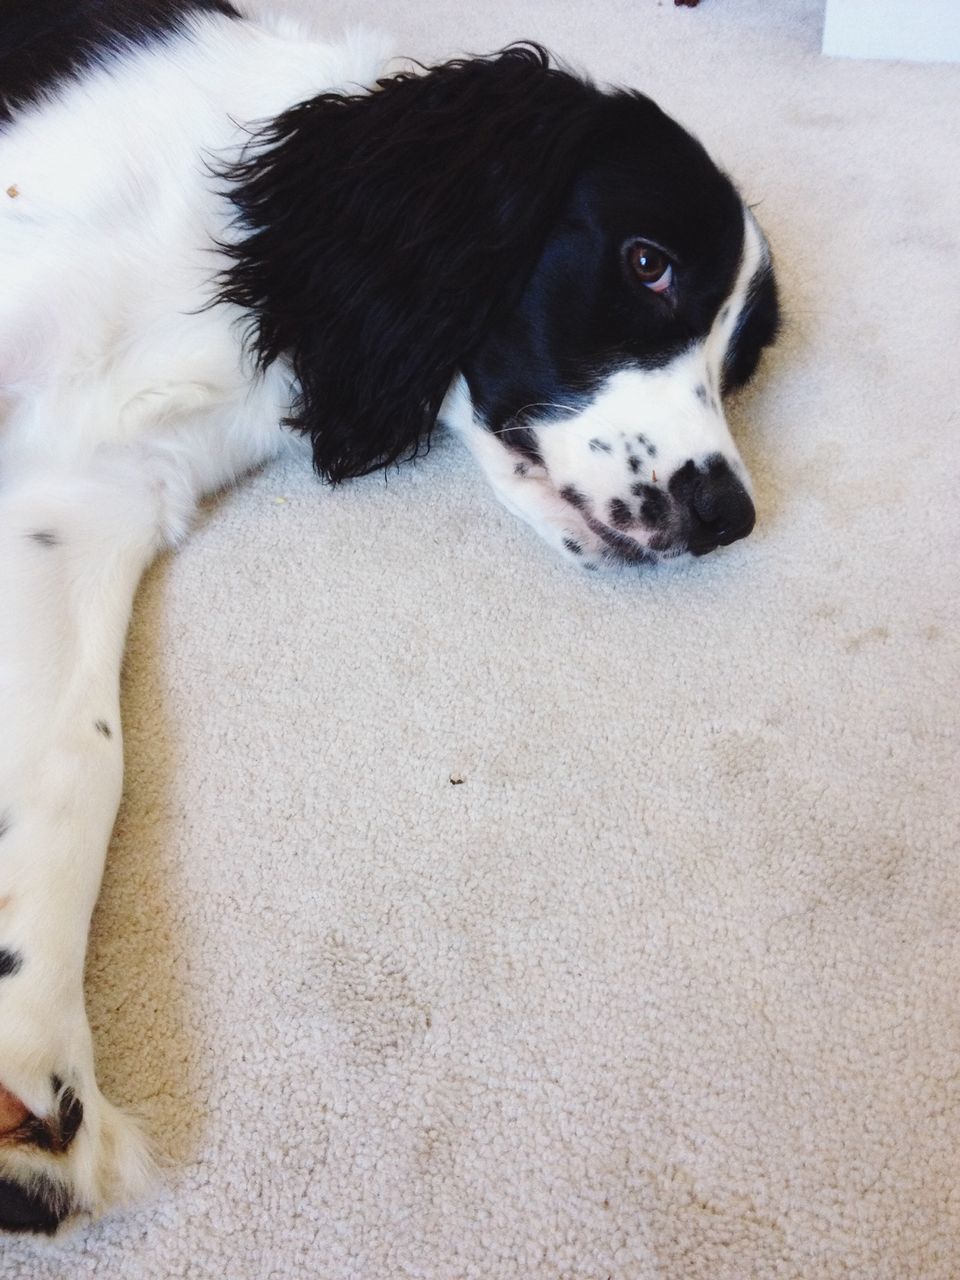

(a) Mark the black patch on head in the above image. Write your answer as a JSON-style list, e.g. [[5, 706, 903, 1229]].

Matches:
[[217, 42, 758, 479], [217, 45, 616, 482], [28, 530, 60, 548], [0, 0, 240, 125], [0, 949, 23, 979], [559, 485, 587, 510], [94, 720, 112, 738], [562, 537, 583, 555], [589, 438, 612, 453], [608, 498, 633, 529], [722, 259, 780, 393], [0, 1176, 68, 1235], [634, 484, 670, 527], [462, 91, 749, 438]]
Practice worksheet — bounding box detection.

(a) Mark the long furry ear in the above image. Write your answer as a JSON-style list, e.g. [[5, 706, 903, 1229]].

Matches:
[[216, 45, 604, 482]]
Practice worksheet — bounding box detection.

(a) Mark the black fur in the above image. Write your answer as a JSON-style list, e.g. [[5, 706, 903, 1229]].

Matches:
[[461, 99, 757, 440], [218, 45, 777, 482], [0, 0, 239, 125], [0, 948, 23, 978], [218, 46, 629, 482], [0, 1176, 68, 1234]]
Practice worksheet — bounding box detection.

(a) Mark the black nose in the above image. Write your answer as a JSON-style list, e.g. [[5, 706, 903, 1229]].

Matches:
[[688, 459, 755, 555]]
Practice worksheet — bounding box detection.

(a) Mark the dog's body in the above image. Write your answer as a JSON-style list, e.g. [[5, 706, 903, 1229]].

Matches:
[[0, 0, 778, 1233]]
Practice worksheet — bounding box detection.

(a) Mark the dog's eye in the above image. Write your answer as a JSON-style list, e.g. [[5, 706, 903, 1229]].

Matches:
[[628, 242, 673, 293]]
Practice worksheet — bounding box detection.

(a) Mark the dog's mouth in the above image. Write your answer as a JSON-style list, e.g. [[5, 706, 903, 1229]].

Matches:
[[580, 511, 659, 564]]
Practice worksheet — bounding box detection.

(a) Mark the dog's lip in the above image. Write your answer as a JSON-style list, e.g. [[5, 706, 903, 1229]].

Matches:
[[581, 511, 657, 564]]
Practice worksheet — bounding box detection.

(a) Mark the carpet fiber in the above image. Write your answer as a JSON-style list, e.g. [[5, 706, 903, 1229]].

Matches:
[[8, 1, 959, 1275]]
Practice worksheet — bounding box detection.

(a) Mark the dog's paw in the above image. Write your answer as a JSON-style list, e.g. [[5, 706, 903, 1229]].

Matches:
[[0, 1073, 155, 1235]]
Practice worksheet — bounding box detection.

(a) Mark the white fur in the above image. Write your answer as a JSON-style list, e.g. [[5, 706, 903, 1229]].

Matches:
[[0, 10, 390, 1228]]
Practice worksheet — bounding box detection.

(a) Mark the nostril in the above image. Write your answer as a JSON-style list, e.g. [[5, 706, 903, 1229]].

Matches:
[[691, 473, 755, 546]]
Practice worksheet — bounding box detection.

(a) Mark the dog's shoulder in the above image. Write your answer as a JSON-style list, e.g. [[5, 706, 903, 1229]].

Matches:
[[0, 0, 240, 124]]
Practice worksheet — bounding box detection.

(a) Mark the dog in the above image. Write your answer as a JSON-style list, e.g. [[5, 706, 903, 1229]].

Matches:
[[0, 0, 779, 1234]]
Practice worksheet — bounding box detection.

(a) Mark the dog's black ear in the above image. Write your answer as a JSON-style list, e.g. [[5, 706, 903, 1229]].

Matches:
[[217, 45, 603, 482]]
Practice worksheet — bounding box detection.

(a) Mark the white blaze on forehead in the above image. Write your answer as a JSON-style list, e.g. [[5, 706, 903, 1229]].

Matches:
[[705, 204, 768, 372]]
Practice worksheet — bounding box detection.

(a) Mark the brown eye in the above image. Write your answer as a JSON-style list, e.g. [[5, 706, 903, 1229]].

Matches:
[[628, 241, 673, 293]]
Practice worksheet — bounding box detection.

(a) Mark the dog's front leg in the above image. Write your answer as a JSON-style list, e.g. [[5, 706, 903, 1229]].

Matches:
[[0, 457, 177, 1234]]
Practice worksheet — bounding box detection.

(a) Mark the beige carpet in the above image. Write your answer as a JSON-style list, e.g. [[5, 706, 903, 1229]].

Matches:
[[8, 0, 960, 1275]]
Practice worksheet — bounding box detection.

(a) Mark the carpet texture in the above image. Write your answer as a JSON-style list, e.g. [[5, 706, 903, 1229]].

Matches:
[[7, 1, 960, 1276]]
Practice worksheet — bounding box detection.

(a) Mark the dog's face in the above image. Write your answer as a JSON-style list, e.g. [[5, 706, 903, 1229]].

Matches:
[[461, 94, 779, 563], [224, 46, 778, 567]]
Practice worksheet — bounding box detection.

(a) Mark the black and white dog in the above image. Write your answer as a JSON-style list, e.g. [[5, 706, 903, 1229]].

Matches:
[[0, 0, 779, 1234]]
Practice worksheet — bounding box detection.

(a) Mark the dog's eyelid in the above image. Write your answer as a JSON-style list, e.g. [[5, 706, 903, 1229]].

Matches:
[[622, 234, 682, 265]]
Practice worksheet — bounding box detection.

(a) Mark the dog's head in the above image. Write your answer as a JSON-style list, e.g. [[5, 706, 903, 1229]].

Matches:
[[220, 44, 778, 563]]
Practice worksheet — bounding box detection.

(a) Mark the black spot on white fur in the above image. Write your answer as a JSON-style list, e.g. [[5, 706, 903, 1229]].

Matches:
[[0, 1176, 68, 1235], [609, 498, 633, 529], [562, 537, 583, 555], [0, 949, 23, 979], [559, 485, 587, 510], [95, 720, 112, 738], [28, 530, 60, 548], [589, 438, 612, 453], [0, 812, 10, 839], [634, 484, 670, 528]]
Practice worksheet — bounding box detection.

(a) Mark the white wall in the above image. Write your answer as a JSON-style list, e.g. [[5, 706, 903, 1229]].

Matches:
[[823, 0, 960, 63]]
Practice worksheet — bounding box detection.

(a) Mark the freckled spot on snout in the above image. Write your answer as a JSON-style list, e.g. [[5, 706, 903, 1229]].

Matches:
[[562, 537, 583, 556], [608, 498, 633, 529], [28, 531, 60, 548], [634, 484, 670, 528], [513, 462, 528, 477], [589, 438, 612, 453], [628, 456, 642, 474], [0, 949, 23, 979], [94, 720, 112, 739], [559, 485, 587, 510], [0, 812, 10, 840], [695, 384, 709, 404]]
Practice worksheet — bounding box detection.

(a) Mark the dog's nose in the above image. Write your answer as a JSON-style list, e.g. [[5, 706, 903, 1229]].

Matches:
[[687, 459, 755, 554]]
